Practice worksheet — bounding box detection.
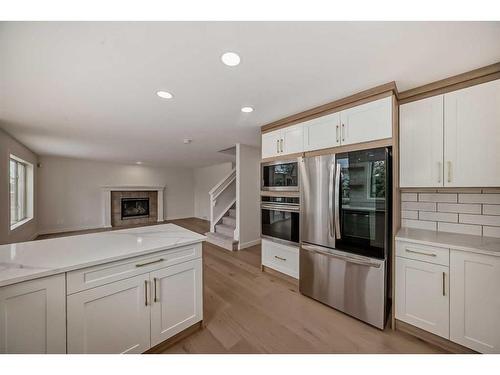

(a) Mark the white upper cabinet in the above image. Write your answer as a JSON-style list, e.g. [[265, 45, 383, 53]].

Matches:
[[302, 111, 341, 151], [261, 129, 282, 159], [400, 95, 444, 187], [450, 250, 500, 353], [444, 79, 500, 187], [0, 275, 66, 354], [340, 96, 392, 146], [282, 124, 304, 155]]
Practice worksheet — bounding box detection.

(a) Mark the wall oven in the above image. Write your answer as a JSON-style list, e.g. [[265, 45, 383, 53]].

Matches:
[[261, 159, 299, 191], [261, 196, 300, 245]]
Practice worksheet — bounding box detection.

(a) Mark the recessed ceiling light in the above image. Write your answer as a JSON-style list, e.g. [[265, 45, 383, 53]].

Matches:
[[221, 52, 240, 67], [136, 161, 142, 165], [183, 138, 192, 144], [156, 91, 173, 99], [241, 106, 254, 113]]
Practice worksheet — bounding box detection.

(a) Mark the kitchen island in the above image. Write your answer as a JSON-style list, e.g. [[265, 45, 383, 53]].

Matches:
[[0, 224, 205, 354]]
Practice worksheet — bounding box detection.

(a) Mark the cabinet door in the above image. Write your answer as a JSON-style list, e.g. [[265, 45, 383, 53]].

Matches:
[[67, 274, 151, 354], [444, 79, 500, 187], [283, 124, 304, 155], [303, 112, 340, 151], [450, 250, 500, 353], [261, 129, 282, 159], [150, 259, 203, 347], [340, 96, 392, 146], [0, 274, 66, 354], [395, 257, 449, 339], [400, 95, 444, 187]]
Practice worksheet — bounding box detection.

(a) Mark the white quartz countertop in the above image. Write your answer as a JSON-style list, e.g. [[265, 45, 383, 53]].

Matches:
[[0, 224, 206, 288], [396, 227, 500, 257]]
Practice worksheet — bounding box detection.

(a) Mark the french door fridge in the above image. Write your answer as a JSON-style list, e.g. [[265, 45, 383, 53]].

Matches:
[[299, 147, 391, 329]]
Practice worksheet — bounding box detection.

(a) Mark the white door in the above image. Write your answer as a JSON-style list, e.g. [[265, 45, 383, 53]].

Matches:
[[450, 250, 500, 353], [400, 95, 444, 187], [67, 273, 151, 354], [340, 96, 392, 146], [395, 257, 449, 339], [261, 129, 282, 159], [0, 274, 66, 354], [282, 123, 303, 155], [150, 259, 203, 347], [444, 79, 500, 187], [303, 112, 341, 151]]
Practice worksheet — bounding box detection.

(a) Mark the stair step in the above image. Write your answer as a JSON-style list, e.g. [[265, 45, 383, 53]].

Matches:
[[215, 223, 235, 237], [205, 232, 238, 251], [222, 216, 236, 226], [228, 208, 236, 218]]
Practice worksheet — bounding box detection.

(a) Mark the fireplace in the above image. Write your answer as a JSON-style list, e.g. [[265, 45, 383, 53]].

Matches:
[[121, 197, 150, 219]]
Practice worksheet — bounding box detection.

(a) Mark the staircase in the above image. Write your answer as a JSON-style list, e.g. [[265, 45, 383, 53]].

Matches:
[[205, 169, 239, 251]]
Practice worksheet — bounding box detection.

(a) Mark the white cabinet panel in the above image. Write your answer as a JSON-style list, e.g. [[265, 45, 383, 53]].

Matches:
[[450, 250, 500, 353], [261, 239, 299, 279], [444, 79, 500, 187], [340, 96, 392, 146], [67, 274, 151, 354], [396, 257, 449, 339], [400, 95, 444, 187], [150, 259, 203, 347], [303, 112, 340, 151], [261, 129, 282, 159], [0, 274, 66, 354], [283, 124, 304, 155]]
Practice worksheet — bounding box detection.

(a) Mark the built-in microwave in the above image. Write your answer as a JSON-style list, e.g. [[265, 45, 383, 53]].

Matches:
[[261, 196, 300, 245], [261, 159, 299, 191]]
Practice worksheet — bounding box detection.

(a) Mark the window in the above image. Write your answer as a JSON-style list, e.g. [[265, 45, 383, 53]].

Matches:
[[9, 155, 34, 229]]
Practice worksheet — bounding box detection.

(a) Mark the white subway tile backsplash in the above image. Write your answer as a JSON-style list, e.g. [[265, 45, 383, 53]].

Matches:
[[459, 214, 500, 227], [418, 193, 457, 203], [438, 222, 482, 236], [483, 226, 500, 238], [419, 211, 458, 223], [401, 202, 436, 211], [401, 210, 418, 219], [459, 193, 500, 204], [437, 203, 481, 214], [401, 193, 417, 202], [402, 219, 437, 231], [483, 205, 500, 216]]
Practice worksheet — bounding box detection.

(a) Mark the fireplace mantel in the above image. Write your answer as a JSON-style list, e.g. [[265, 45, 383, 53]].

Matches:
[[101, 185, 165, 227]]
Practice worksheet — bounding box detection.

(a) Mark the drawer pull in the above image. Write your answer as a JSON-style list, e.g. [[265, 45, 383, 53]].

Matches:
[[153, 277, 159, 302], [405, 248, 436, 257], [442, 272, 446, 296], [144, 280, 149, 306], [274, 255, 287, 261], [136, 258, 164, 267]]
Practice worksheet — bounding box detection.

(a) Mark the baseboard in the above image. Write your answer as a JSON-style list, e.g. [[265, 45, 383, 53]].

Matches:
[[144, 321, 203, 354], [239, 238, 261, 250], [261, 265, 299, 286], [29, 232, 39, 241], [37, 224, 107, 235]]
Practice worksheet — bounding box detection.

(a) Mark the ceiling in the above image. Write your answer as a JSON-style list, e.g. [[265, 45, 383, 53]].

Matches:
[[1, 22, 499, 168]]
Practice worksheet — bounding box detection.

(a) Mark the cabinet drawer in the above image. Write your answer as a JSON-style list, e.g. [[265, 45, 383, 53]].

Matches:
[[67, 243, 202, 294], [261, 239, 299, 279], [396, 240, 449, 266]]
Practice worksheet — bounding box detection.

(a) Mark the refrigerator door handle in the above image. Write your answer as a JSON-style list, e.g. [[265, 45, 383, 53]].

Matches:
[[334, 162, 341, 239], [328, 160, 335, 238], [301, 243, 381, 268]]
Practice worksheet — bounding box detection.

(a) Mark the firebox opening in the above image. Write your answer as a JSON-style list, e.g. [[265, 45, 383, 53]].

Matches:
[[121, 197, 150, 219]]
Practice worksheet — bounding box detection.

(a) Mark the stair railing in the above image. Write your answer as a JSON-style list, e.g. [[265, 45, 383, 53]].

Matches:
[[209, 168, 236, 233]]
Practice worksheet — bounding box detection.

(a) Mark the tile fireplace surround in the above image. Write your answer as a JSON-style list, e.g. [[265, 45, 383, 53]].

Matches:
[[101, 185, 165, 228]]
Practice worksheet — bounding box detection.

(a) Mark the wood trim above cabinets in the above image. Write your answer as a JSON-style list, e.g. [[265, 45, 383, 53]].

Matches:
[[261, 82, 398, 134], [399, 62, 500, 104], [303, 138, 392, 158]]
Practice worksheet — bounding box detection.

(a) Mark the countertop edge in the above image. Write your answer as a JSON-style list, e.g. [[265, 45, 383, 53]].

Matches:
[[0, 237, 205, 288]]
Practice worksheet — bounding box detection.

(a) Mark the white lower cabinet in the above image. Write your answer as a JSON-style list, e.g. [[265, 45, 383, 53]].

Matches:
[[450, 250, 500, 354], [150, 259, 203, 347], [261, 239, 299, 279], [396, 257, 449, 338], [0, 274, 66, 354], [67, 274, 151, 354]]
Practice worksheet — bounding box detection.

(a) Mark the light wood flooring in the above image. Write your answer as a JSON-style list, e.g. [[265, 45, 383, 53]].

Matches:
[[36, 218, 444, 354]]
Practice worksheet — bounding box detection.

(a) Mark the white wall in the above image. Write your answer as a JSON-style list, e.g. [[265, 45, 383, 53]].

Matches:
[[37, 156, 195, 234], [235, 144, 261, 249], [0, 128, 39, 244], [193, 162, 233, 220]]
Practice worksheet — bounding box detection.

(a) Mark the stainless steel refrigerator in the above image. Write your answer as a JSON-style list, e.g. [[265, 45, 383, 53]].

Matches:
[[299, 147, 391, 329]]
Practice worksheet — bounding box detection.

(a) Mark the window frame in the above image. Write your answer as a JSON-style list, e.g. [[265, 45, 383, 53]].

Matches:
[[9, 154, 34, 230]]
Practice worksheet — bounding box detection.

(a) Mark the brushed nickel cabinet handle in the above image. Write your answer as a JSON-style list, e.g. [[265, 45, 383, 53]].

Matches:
[[442, 272, 446, 296], [336, 125, 339, 143], [405, 248, 437, 257], [144, 280, 149, 306], [153, 277, 159, 303], [280, 139, 284, 153], [276, 140, 279, 153], [447, 161, 452, 183], [136, 258, 164, 268], [438, 161, 442, 184], [341, 123, 345, 142], [274, 255, 286, 261]]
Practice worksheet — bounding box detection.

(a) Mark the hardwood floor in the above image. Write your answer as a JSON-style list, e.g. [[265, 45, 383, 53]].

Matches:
[[35, 217, 444, 353]]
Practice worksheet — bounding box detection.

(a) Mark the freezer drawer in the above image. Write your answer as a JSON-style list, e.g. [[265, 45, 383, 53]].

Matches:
[[299, 243, 387, 329]]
